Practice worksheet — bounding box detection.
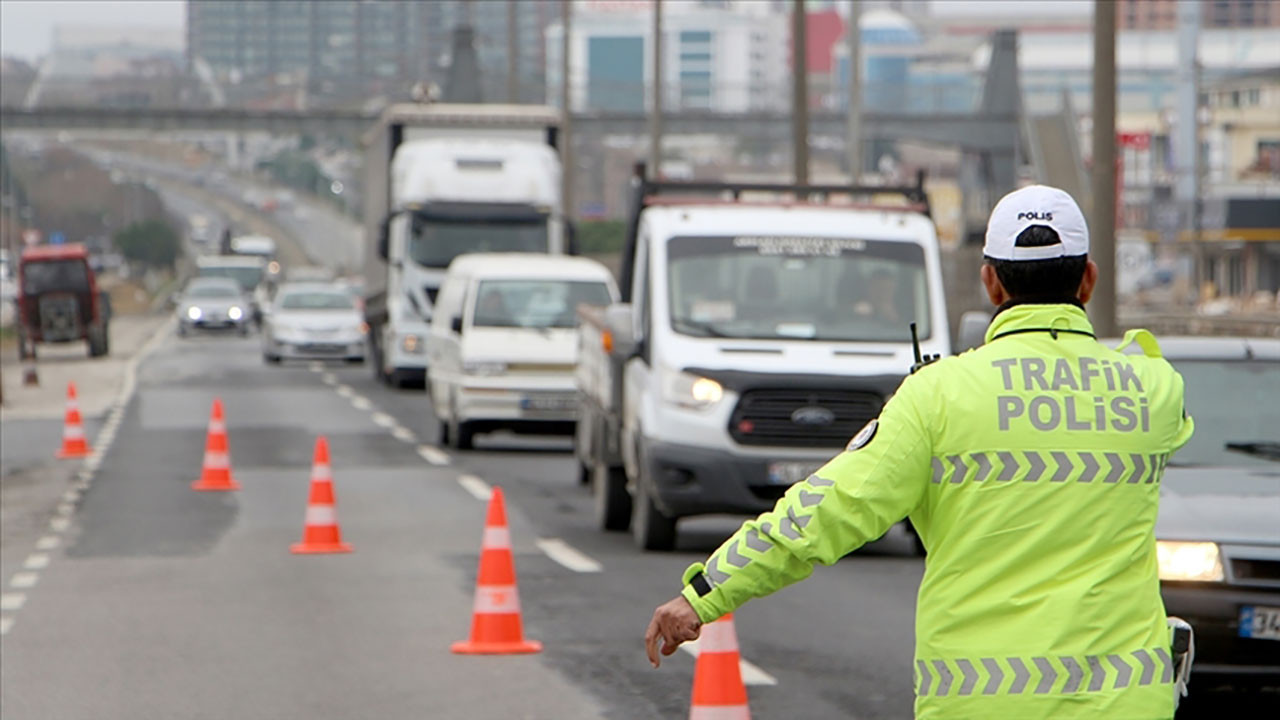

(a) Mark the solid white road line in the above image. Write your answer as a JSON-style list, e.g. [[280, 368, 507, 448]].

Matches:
[[10, 572, 38, 589], [48, 517, 70, 533], [62, 489, 79, 503], [679, 640, 780, 687], [335, 384, 354, 397], [535, 538, 603, 573], [24, 554, 50, 570], [391, 426, 417, 443], [351, 396, 372, 411], [417, 445, 450, 466], [371, 412, 396, 428], [0, 594, 26, 611], [0, 617, 12, 635], [457, 474, 493, 501], [35, 536, 60, 551], [55, 503, 74, 517]]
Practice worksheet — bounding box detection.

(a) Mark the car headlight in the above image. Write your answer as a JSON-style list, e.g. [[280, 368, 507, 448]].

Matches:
[[400, 333, 424, 354], [661, 367, 724, 410], [464, 361, 507, 376], [1157, 541, 1224, 582], [228, 306, 244, 320], [186, 306, 202, 320]]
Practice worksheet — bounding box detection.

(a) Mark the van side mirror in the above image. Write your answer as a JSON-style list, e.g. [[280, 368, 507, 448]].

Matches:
[[450, 316, 463, 334], [377, 216, 391, 261], [603, 303, 636, 357], [957, 310, 992, 352]]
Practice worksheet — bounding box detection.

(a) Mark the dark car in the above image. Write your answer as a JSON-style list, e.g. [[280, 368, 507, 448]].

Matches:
[[1145, 337, 1280, 694]]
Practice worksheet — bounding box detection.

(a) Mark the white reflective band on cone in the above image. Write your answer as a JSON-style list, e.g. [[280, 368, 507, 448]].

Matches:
[[64, 426, 85, 439], [473, 585, 521, 614], [203, 452, 229, 468], [208, 421, 226, 433], [311, 465, 332, 482], [689, 706, 751, 720], [304, 505, 337, 526], [698, 620, 740, 653], [67, 402, 79, 412], [482, 527, 511, 549]]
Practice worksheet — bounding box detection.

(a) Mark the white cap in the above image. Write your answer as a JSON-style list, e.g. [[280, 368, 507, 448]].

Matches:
[[983, 185, 1089, 261]]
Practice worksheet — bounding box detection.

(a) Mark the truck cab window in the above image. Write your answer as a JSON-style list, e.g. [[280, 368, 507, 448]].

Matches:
[[409, 214, 549, 269]]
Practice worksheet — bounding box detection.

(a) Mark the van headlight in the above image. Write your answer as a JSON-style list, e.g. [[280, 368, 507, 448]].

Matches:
[[661, 367, 724, 411], [464, 361, 507, 376], [1157, 541, 1224, 582], [228, 306, 244, 320]]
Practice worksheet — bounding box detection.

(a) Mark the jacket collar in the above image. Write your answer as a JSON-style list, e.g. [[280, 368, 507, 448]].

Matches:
[[984, 303, 1096, 344]]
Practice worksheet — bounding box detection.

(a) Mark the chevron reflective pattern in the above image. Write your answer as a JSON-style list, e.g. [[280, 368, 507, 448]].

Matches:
[[702, 474, 838, 582], [930, 450, 1168, 486], [915, 648, 1173, 697]]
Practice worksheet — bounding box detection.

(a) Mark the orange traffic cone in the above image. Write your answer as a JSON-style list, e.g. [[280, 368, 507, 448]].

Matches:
[[291, 436, 352, 554], [689, 614, 751, 720], [451, 487, 541, 654], [191, 398, 240, 491], [56, 382, 91, 459]]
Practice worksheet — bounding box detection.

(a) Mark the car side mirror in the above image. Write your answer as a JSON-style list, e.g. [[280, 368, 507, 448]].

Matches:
[[957, 310, 992, 352], [450, 316, 463, 334]]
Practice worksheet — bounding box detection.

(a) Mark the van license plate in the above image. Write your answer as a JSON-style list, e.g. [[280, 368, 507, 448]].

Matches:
[[1240, 606, 1280, 640], [767, 461, 824, 486]]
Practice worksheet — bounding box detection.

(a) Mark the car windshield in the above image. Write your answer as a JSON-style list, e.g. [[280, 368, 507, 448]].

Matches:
[[1166, 357, 1279, 469], [408, 215, 548, 269], [22, 260, 89, 295], [198, 265, 264, 292], [667, 235, 931, 342], [278, 291, 356, 311], [471, 279, 612, 329], [186, 283, 240, 299]]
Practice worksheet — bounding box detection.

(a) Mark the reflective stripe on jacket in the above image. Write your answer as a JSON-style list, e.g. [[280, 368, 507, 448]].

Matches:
[[680, 304, 1194, 719]]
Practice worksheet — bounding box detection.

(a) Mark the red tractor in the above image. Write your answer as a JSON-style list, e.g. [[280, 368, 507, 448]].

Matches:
[[16, 244, 111, 359]]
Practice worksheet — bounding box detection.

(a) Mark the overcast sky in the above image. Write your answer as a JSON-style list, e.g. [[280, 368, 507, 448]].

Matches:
[[0, 1, 185, 61]]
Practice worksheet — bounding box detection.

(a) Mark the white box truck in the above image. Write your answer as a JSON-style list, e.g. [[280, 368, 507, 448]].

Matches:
[[576, 169, 951, 550], [361, 103, 568, 387]]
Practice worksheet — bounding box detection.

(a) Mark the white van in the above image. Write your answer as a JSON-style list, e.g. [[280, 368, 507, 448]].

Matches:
[[428, 253, 619, 449]]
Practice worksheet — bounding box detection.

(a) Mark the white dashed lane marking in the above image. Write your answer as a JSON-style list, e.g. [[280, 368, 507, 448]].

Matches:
[[391, 426, 416, 443], [417, 445, 450, 466], [35, 536, 60, 551], [48, 517, 70, 533], [371, 412, 396, 428], [535, 538, 603, 573], [23, 554, 50, 570], [335, 384, 354, 398], [10, 573, 39, 589], [308, 361, 324, 372], [678, 640, 779, 686], [321, 373, 337, 386], [457, 474, 493, 501], [0, 617, 13, 635], [0, 594, 26, 611], [351, 396, 372, 411]]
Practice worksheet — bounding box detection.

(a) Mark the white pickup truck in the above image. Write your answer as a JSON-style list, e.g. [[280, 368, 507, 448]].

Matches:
[[575, 171, 951, 550]]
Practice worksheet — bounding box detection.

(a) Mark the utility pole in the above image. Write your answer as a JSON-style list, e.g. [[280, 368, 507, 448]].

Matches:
[[649, 0, 663, 179], [507, 0, 519, 103], [1175, 0, 1203, 296], [846, 0, 861, 183], [1090, 0, 1118, 337], [560, 0, 573, 221], [792, 0, 809, 185]]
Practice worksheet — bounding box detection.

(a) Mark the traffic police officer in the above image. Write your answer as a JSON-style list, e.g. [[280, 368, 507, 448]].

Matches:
[[644, 185, 1194, 719]]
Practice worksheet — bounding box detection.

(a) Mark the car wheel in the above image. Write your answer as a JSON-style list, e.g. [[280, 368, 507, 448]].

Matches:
[[631, 464, 677, 551], [87, 325, 109, 357], [594, 463, 632, 532], [263, 353, 281, 365]]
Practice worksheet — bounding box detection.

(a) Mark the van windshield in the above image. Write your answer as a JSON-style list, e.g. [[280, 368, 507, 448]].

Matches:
[[667, 235, 931, 342], [471, 279, 612, 329], [409, 216, 548, 269], [198, 265, 264, 292]]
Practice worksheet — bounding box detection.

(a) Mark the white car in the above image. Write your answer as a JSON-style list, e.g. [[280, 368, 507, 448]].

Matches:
[[176, 277, 251, 337], [427, 254, 619, 450], [262, 283, 367, 364]]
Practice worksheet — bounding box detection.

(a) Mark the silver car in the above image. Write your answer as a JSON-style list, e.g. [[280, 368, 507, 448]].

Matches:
[[262, 283, 366, 364], [176, 277, 251, 336]]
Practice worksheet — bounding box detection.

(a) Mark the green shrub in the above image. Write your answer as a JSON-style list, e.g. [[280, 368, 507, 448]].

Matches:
[[113, 219, 182, 270], [575, 220, 627, 255]]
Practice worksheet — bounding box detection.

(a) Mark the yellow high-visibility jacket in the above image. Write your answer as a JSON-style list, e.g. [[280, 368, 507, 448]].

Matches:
[[680, 303, 1194, 719]]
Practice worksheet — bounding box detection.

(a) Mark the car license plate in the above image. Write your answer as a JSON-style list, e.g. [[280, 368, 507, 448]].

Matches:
[[521, 395, 576, 412], [767, 461, 825, 486], [1239, 606, 1280, 641]]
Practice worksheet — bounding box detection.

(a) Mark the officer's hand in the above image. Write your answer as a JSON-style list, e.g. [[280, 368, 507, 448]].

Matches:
[[645, 595, 702, 668]]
